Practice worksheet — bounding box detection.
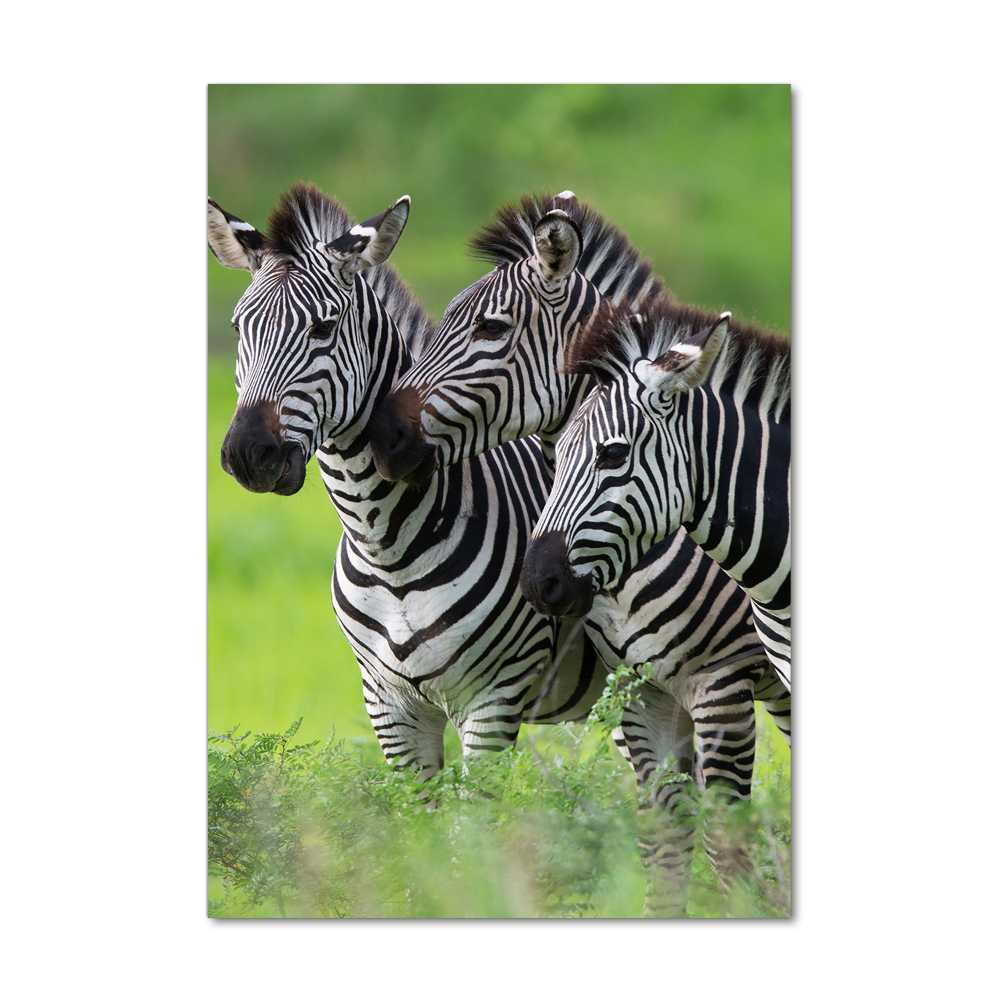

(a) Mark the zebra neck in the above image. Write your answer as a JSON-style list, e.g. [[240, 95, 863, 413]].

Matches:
[[316, 437, 472, 570], [538, 373, 595, 479], [682, 389, 791, 611], [315, 285, 474, 568], [541, 372, 594, 440], [327, 281, 414, 453]]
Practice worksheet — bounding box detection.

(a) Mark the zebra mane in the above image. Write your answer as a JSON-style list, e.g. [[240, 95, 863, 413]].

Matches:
[[568, 297, 791, 419], [469, 191, 664, 307], [265, 182, 433, 357], [267, 182, 356, 257]]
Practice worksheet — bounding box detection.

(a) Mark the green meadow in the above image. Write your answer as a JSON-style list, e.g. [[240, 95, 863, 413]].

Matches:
[[208, 84, 791, 917]]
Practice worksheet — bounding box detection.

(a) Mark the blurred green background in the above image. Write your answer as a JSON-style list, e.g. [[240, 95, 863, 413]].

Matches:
[[208, 84, 791, 749]]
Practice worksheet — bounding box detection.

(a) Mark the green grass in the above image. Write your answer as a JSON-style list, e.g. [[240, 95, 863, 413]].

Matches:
[[208, 705, 789, 919]]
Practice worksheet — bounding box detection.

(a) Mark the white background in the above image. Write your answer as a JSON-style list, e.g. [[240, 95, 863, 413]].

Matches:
[[4, 1, 997, 996]]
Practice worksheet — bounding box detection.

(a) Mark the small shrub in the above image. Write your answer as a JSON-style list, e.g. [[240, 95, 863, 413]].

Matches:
[[208, 688, 790, 917]]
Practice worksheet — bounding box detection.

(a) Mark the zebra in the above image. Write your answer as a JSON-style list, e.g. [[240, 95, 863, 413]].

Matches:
[[519, 295, 791, 697], [208, 182, 607, 784], [369, 192, 790, 914]]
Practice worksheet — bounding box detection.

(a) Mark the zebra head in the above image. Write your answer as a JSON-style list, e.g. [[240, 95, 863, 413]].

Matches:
[[208, 185, 410, 495], [519, 300, 730, 618], [370, 192, 607, 483]]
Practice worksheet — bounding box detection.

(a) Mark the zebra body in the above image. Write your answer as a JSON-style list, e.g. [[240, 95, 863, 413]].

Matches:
[[520, 296, 792, 694], [328, 432, 601, 767], [208, 184, 605, 778], [370, 193, 789, 913]]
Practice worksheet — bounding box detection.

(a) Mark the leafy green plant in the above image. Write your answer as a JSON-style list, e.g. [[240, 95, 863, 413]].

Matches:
[[586, 662, 655, 737], [208, 697, 790, 917]]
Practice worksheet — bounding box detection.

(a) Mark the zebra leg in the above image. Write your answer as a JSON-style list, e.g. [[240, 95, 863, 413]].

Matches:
[[755, 666, 791, 746], [456, 703, 524, 762], [611, 726, 631, 761], [367, 691, 449, 781], [620, 683, 697, 918], [690, 676, 757, 905]]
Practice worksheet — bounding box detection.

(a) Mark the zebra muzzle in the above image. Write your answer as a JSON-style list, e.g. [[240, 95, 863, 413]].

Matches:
[[370, 385, 436, 484], [520, 530, 595, 619], [221, 403, 307, 495], [272, 443, 306, 495]]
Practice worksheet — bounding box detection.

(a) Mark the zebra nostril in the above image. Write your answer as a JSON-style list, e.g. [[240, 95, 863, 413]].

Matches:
[[389, 428, 407, 455], [257, 443, 281, 471], [541, 578, 565, 607]]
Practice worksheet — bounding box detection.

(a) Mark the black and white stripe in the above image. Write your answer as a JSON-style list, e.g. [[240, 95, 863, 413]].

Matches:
[[371, 193, 790, 914], [208, 184, 605, 780]]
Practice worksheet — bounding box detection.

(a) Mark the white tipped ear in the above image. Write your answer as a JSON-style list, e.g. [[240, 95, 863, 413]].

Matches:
[[635, 312, 730, 404], [208, 198, 267, 273], [532, 209, 582, 284], [322, 196, 410, 280]]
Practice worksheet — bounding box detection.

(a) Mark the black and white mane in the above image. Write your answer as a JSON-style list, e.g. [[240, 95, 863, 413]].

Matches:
[[469, 191, 664, 308], [569, 296, 791, 420]]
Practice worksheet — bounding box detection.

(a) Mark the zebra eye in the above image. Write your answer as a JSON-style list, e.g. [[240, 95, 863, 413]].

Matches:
[[310, 319, 335, 339], [595, 442, 629, 469], [475, 318, 510, 340]]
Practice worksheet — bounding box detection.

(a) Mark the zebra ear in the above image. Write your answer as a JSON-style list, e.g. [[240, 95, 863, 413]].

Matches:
[[550, 190, 580, 212], [322, 196, 410, 279], [637, 313, 730, 402], [532, 209, 582, 284], [208, 198, 268, 273]]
